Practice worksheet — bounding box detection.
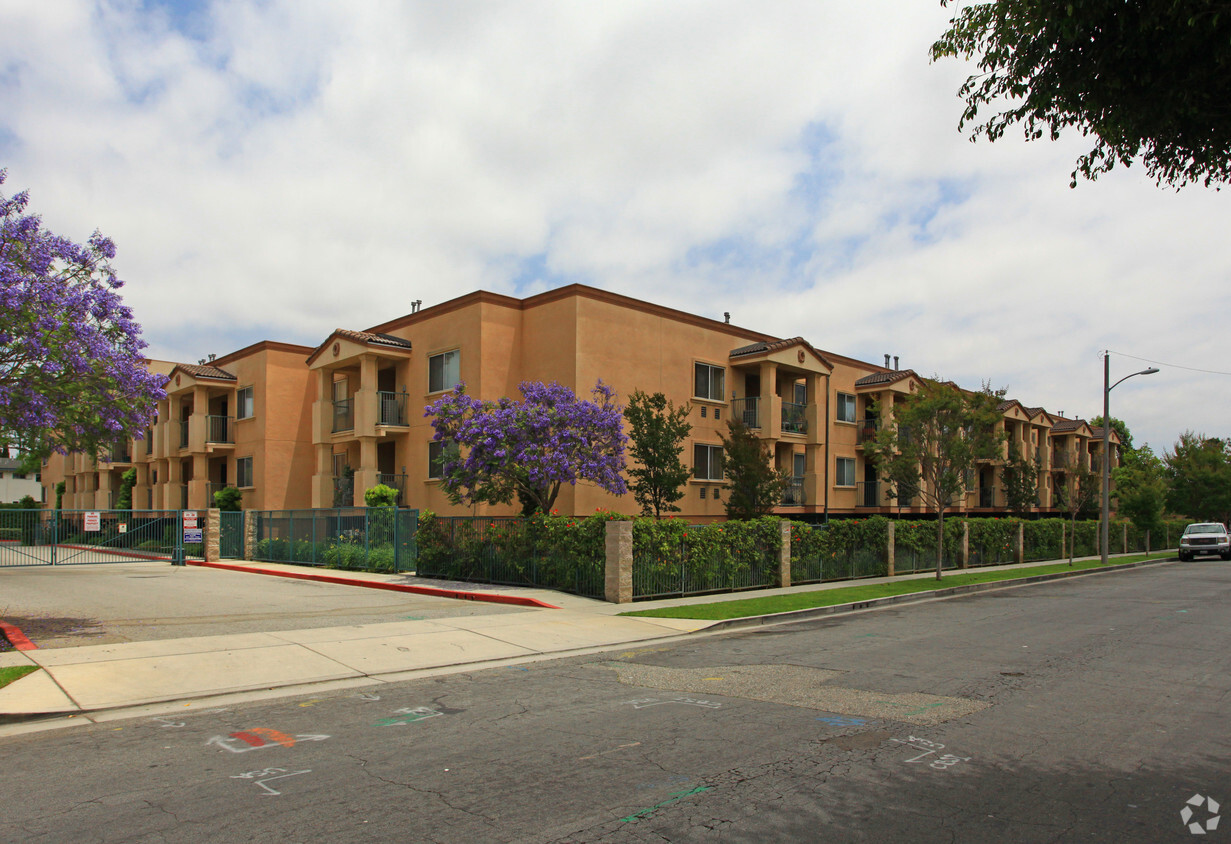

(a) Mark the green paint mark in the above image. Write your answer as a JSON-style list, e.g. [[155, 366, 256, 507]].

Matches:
[[903, 703, 945, 716], [402, 615, 426, 620], [620, 787, 713, 822]]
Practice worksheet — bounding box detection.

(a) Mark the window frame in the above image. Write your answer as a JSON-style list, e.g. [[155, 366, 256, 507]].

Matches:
[[428, 349, 461, 394], [836, 392, 857, 423], [835, 456, 856, 487], [236, 386, 255, 420], [693, 362, 726, 403], [236, 456, 255, 489], [693, 443, 725, 482]]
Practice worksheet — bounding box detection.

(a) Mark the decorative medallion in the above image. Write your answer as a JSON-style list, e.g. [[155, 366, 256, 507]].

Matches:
[[332, 342, 340, 357]]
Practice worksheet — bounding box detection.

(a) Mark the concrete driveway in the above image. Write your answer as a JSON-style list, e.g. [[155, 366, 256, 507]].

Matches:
[[0, 561, 525, 648]]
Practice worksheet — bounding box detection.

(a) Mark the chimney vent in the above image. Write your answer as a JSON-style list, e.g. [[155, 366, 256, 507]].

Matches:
[[723, 312, 730, 324], [884, 354, 890, 368], [893, 356, 899, 370]]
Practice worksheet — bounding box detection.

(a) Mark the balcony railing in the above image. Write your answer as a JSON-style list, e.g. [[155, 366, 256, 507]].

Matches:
[[857, 481, 881, 508], [332, 475, 354, 507], [732, 397, 760, 429], [781, 402, 807, 435], [207, 482, 227, 505], [178, 421, 189, 449], [206, 415, 235, 444], [780, 477, 806, 506], [1051, 451, 1069, 468], [145, 429, 153, 455], [332, 399, 354, 434], [377, 473, 407, 504], [978, 487, 999, 508], [857, 418, 879, 445], [109, 443, 131, 463], [378, 391, 409, 427]]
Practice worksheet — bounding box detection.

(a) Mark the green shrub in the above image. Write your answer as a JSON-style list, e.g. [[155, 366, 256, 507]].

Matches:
[[364, 485, 400, 508], [213, 486, 243, 512]]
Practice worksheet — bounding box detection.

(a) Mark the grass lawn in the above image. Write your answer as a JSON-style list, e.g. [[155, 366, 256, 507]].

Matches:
[[619, 553, 1172, 621], [0, 664, 39, 690]]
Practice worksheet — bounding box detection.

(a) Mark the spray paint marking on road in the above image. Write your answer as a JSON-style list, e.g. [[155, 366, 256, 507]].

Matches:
[[627, 696, 722, 710], [356, 693, 381, 701], [375, 706, 444, 727], [621, 787, 713, 822], [207, 729, 330, 753], [889, 736, 973, 770], [231, 767, 312, 796], [816, 716, 868, 727]]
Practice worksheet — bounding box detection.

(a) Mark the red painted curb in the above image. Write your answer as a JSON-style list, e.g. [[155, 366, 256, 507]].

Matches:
[[187, 560, 562, 609], [0, 620, 38, 651]]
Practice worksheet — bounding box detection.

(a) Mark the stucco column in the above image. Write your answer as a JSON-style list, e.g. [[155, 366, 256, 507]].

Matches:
[[1014, 522, 1024, 564], [886, 520, 895, 577], [960, 520, 970, 569], [205, 508, 220, 563], [779, 521, 792, 588], [605, 520, 633, 604]]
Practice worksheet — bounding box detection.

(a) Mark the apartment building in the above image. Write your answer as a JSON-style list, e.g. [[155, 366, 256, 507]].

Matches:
[[41, 284, 1118, 521]]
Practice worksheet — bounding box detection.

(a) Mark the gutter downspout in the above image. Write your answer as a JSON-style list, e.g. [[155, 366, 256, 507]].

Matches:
[[823, 372, 831, 524]]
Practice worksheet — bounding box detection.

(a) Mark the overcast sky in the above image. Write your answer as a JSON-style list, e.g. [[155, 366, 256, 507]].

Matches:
[[2, 0, 1226, 453]]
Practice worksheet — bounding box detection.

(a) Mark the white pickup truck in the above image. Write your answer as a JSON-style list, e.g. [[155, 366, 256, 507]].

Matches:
[[1178, 522, 1231, 561]]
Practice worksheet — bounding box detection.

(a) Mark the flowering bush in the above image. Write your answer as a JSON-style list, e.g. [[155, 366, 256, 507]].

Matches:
[[791, 517, 890, 582]]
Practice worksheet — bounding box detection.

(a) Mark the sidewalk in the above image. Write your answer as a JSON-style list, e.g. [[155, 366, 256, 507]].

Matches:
[[0, 552, 1175, 730]]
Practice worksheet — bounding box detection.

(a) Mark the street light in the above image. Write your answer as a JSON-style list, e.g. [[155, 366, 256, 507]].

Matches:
[[1101, 355, 1159, 565]]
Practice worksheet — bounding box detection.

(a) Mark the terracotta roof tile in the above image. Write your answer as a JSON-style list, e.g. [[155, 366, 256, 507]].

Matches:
[[173, 364, 236, 381], [333, 329, 412, 350], [855, 370, 916, 387]]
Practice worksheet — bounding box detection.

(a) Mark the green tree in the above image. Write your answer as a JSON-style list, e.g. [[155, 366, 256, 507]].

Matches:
[[1055, 463, 1100, 564], [54, 480, 65, 510], [865, 379, 1005, 580], [114, 467, 136, 511], [1113, 444, 1167, 554], [719, 417, 789, 520], [213, 486, 243, 512], [1165, 432, 1231, 523], [1001, 447, 1040, 517], [624, 390, 692, 518], [1089, 415, 1133, 452], [932, 1, 1231, 189]]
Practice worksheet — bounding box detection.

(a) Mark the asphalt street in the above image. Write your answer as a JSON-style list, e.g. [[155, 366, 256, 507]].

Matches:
[[2, 561, 1227, 842], [0, 562, 524, 647]]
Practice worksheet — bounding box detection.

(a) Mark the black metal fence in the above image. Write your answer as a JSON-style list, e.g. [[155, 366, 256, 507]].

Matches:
[[250, 507, 417, 573]]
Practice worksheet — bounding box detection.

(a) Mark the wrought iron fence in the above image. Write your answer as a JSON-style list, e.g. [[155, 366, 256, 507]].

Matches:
[[0, 509, 192, 566], [206, 415, 234, 444], [857, 418, 879, 445], [789, 523, 888, 584], [219, 510, 245, 559], [631, 523, 778, 599], [781, 478, 806, 506], [731, 396, 760, 429], [378, 390, 409, 426], [332, 476, 355, 507], [332, 399, 354, 433], [376, 473, 406, 504], [251, 507, 417, 573], [781, 401, 807, 434]]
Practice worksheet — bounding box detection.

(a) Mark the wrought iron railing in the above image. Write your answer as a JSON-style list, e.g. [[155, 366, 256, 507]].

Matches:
[[376, 473, 407, 504], [857, 480, 881, 507], [206, 415, 234, 444], [179, 485, 189, 509], [109, 443, 131, 463], [332, 475, 354, 507], [377, 390, 409, 426], [207, 482, 227, 505], [731, 396, 760, 429], [332, 399, 354, 433], [781, 401, 807, 435], [978, 487, 999, 508], [781, 477, 806, 506], [1051, 451, 1069, 468], [178, 421, 189, 449], [857, 418, 879, 445]]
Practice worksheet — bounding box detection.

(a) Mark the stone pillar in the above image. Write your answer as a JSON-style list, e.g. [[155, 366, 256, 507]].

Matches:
[[960, 520, 970, 569], [779, 521, 792, 588], [205, 508, 221, 563], [1014, 522, 1025, 565], [604, 520, 633, 604], [244, 510, 258, 561], [886, 520, 895, 577]]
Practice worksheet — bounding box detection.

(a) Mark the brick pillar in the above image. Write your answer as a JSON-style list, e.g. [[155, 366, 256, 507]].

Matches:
[[779, 521, 792, 588], [205, 508, 220, 563], [886, 520, 895, 577], [960, 520, 970, 569], [1014, 522, 1024, 564], [605, 520, 632, 604]]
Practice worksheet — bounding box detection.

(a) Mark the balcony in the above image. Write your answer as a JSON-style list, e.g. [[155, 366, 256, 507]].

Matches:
[[108, 443, 131, 464], [206, 415, 235, 444], [1051, 451, 1069, 469], [857, 418, 879, 445], [377, 390, 409, 427], [857, 481, 881, 508], [178, 421, 189, 450], [332, 475, 354, 507], [377, 472, 407, 504], [781, 402, 807, 435], [978, 487, 999, 508], [731, 397, 760, 429], [207, 482, 227, 505], [332, 399, 355, 434], [780, 477, 805, 506]]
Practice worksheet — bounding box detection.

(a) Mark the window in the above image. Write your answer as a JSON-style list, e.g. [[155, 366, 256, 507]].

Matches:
[[794, 382, 807, 405], [836, 393, 857, 423], [693, 363, 725, 401], [236, 457, 254, 488], [835, 457, 856, 487], [693, 444, 724, 481], [237, 386, 254, 419], [429, 350, 461, 393]]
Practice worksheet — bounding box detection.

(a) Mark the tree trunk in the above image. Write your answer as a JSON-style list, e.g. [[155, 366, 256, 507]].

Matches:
[[935, 511, 945, 581]]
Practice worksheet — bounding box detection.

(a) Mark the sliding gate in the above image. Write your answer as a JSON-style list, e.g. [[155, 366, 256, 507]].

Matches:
[[0, 509, 195, 567]]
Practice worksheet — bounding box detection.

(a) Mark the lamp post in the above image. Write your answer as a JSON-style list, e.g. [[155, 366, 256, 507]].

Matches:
[[1101, 354, 1159, 565]]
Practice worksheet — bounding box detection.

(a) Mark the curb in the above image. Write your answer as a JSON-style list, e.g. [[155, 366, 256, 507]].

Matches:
[[187, 560, 562, 609], [0, 621, 38, 651], [697, 557, 1178, 633]]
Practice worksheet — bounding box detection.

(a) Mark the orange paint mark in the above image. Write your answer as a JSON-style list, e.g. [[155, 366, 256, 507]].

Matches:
[[231, 731, 267, 747], [250, 728, 297, 747]]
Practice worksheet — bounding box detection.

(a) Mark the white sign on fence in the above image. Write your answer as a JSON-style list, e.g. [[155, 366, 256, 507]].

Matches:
[[182, 511, 198, 529], [84, 512, 101, 532]]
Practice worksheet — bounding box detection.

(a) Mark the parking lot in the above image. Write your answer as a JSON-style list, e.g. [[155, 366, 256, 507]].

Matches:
[[0, 561, 526, 648]]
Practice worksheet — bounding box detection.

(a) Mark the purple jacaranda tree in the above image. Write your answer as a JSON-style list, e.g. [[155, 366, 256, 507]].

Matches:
[[0, 170, 166, 462], [425, 380, 628, 515]]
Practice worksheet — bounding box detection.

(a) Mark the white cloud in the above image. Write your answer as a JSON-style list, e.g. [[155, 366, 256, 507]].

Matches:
[[1, 0, 1227, 450]]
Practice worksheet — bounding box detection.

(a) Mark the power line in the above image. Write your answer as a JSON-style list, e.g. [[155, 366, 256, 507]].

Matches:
[[1107, 349, 1231, 377]]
